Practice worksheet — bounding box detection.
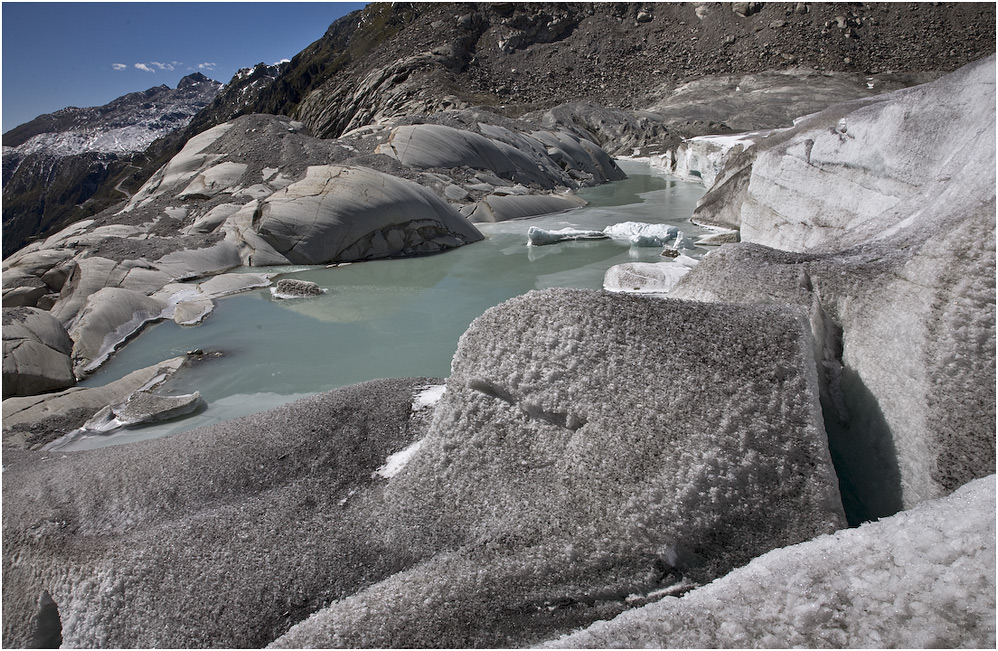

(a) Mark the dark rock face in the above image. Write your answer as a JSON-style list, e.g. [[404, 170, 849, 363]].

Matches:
[[248, 2, 995, 138], [1, 152, 126, 259]]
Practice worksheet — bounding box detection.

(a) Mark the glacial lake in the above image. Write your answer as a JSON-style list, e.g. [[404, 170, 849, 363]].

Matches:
[[69, 160, 707, 449]]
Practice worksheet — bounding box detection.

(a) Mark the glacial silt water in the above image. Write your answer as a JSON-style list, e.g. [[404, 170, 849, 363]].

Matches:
[[69, 161, 706, 449]]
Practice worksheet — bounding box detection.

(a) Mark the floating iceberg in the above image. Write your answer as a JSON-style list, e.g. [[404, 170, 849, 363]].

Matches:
[[603, 221, 679, 247], [672, 230, 697, 250], [526, 226, 608, 246], [603, 261, 691, 294]]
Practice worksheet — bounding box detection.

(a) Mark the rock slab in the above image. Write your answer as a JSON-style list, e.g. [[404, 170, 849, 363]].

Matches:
[[2, 307, 75, 399], [253, 165, 484, 264]]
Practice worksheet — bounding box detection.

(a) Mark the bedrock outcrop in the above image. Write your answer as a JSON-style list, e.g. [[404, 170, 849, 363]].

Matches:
[[671, 56, 996, 516], [2, 290, 848, 648], [252, 165, 482, 265], [3, 109, 621, 383], [2, 307, 74, 398], [2, 355, 190, 450]]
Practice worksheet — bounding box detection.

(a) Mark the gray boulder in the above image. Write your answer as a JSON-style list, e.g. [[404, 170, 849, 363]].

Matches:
[[1, 274, 49, 308], [2, 307, 75, 399], [0, 249, 76, 308], [252, 165, 483, 265], [271, 279, 324, 298]]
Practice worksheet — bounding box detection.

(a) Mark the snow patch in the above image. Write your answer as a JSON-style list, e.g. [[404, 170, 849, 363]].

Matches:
[[412, 384, 446, 411], [374, 439, 424, 479]]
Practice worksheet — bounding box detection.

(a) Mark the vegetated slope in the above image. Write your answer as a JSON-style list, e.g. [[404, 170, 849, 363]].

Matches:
[[2, 2, 994, 258]]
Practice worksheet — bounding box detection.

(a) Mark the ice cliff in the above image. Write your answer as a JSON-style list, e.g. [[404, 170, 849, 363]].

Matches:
[[674, 55, 996, 516], [547, 474, 996, 649]]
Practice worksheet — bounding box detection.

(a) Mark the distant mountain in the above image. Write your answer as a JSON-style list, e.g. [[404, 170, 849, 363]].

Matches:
[[3, 2, 995, 258], [182, 62, 289, 137], [1, 73, 221, 257], [3, 72, 222, 155]]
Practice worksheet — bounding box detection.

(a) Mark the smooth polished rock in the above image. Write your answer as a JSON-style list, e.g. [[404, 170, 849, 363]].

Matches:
[[2, 307, 75, 399], [252, 165, 483, 265], [67, 287, 167, 377], [377, 123, 558, 188], [2, 355, 189, 449], [468, 193, 587, 223]]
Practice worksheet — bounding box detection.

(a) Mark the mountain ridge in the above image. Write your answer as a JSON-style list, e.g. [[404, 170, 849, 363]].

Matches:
[[2, 72, 222, 150], [2, 2, 994, 258]]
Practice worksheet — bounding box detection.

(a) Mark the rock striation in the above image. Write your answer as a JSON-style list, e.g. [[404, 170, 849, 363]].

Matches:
[[252, 165, 482, 264]]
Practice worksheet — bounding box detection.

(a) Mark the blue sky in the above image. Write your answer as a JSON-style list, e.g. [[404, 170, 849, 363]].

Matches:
[[2, 2, 368, 132]]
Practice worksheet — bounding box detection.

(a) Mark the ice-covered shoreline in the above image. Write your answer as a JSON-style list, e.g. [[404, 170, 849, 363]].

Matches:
[[3, 56, 995, 649]]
